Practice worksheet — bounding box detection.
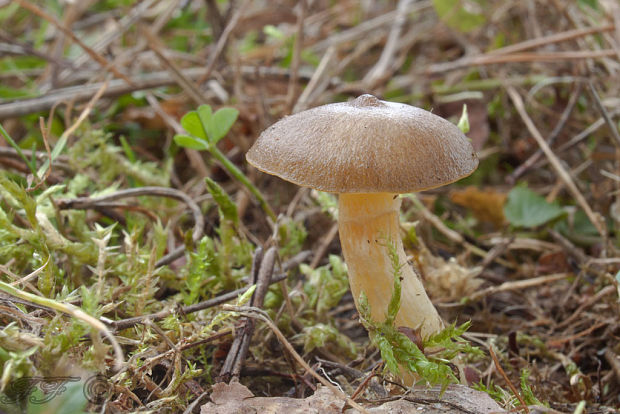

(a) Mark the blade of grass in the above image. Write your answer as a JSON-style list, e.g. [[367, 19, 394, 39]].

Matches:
[[208, 143, 276, 222], [0, 122, 37, 176], [37, 78, 109, 179]]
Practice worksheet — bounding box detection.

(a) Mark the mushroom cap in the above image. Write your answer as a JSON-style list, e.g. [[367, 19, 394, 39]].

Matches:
[[246, 94, 478, 193]]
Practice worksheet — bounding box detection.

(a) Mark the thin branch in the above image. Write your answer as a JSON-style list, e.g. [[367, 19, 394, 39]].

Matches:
[[489, 347, 529, 413], [488, 24, 615, 56], [0, 280, 124, 372], [506, 86, 606, 237], [426, 49, 618, 75], [222, 305, 370, 414], [14, 0, 134, 86], [285, 0, 307, 114], [107, 274, 287, 332], [508, 82, 583, 183], [142, 26, 209, 106], [465, 273, 570, 302], [197, 0, 248, 85]]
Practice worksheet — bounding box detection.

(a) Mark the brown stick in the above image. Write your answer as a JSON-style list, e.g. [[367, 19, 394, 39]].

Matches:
[[224, 305, 370, 414], [14, 0, 134, 86], [219, 247, 278, 381], [285, 0, 307, 114], [488, 24, 615, 56], [426, 49, 617, 75], [104, 251, 310, 331], [197, 0, 247, 85], [489, 347, 529, 413], [506, 86, 606, 237], [508, 83, 582, 183], [142, 26, 209, 106], [466, 273, 570, 302]]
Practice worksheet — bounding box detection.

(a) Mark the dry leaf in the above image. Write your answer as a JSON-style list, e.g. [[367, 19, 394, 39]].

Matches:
[[450, 186, 507, 228]]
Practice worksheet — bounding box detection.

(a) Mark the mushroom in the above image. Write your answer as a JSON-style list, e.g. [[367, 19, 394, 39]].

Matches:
[[246, 94, 478, 340]]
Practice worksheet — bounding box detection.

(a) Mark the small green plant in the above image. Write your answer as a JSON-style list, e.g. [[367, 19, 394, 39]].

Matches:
[[300, 255, 348, 320], [520, 368, 545, 406], [473, 379, 517, 407], [174, 105, 276, 220], [358, 239, 481, 387], [181, 177, 253, 304]]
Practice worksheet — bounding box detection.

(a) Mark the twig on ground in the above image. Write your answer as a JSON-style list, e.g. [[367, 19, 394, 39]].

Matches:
[[488, 24, 615, 56], [587, 81, 620, 147], [0, 280, 124, 372], [604, 349, 620, 385], [555, 285, 616, 330], [105, 249, 309, 332], [489, 346, 529, 413], [222, 304, 370, 414], [0, 66, 331, 119], [14, 0, 134, 86], [362, 0, 412, 88], [508, 82, 582, 183], [426, 49, 617, 75], [350, 362, 382, 401], [466, 273, 570, 303], [311, 1, 431, 52], [219, 247, 277, 382], [285, 0, 307, 114], [407, 194, 513, 268], [506, 86, 606, 238], [292, 46, 337, 113], [142, 26, 209, 106], [36, 78, 110, 180], [104, 276, 279, 332], [197, 0, 248, 85], [546, 320, 611, 347], [548, 229, 590, 265]]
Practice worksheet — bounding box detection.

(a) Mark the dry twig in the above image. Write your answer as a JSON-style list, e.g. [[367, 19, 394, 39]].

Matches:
[[506, 86, 606, 237]]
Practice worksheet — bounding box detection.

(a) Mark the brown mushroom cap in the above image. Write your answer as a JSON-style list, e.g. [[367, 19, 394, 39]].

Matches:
[[246, 94, 478, 193]]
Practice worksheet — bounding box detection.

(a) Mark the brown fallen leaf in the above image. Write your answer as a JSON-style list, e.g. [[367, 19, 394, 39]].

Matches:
[[450, 186, 507, 228]]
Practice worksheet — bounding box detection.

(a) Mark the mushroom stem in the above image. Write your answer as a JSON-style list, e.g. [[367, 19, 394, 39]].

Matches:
[[338, 193, 444, 339]]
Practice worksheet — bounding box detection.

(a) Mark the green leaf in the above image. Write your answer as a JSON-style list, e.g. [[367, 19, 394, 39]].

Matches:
[[376, 334, 399, 375], [0, 122, 37, 176], [27, 379, 89, 414], [385, 241, 402, 325], [432, 0, 486, 33], [263, 24, 285, 40], [173, 134, 209, 150], [180, 111, 207, 140], [209, 108, 239, 143], [358, 291, 371, 322], [205, 177, 238, 226], [504, 185, 565, 227], [457, 104, 470, 133], [195, 104, 214, 143]]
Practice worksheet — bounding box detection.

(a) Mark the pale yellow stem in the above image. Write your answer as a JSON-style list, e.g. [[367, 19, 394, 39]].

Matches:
[[338, 193, 444, 339]]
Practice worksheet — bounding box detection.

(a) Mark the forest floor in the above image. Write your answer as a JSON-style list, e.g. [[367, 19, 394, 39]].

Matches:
[[0, 0, 619, 413]]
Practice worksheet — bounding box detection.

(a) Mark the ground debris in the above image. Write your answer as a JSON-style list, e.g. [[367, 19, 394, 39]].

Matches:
[[201, 381, 506, 414]]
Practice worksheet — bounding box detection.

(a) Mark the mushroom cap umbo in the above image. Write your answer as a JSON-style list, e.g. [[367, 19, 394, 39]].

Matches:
[[246, 94, 479, 193]]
